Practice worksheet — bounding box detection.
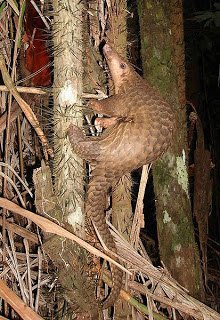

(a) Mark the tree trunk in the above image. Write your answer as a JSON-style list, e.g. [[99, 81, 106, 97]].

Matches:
[[39, 1, 99, 317], [53, 0, 84, 232], [138, 0, 203, 299]]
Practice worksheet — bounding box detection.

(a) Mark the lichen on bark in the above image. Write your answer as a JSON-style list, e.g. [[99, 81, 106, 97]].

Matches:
[[138, 0, 203, 299]]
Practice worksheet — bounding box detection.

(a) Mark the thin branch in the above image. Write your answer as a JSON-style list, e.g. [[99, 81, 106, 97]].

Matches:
[[130, 164, 151, 248], [24, 239, 34, 309], [0, 85, 47, 95], [34, 247, 42, 312], [8, 231, 28, 304]]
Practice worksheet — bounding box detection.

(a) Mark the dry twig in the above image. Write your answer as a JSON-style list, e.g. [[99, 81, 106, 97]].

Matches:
[[130, 164, 151, 249]]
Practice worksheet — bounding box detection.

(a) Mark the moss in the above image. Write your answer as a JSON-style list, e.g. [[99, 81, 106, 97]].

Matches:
[[171, 216, 195, 249], [159, 204, 195, 254], [155, 10, 163, 22], [142, 37, 148, 50], [154, 152, 175, 189], [169, 228, 182, 252], [142, 46, 172, 95]]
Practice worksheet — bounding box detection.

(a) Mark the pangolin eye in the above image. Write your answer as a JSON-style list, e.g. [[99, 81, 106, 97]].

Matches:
[[120, 63, 126, 69]]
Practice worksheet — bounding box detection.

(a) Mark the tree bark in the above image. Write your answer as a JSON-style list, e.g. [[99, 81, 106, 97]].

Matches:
[[138, 0, 203, 299], [37, 1, 100, 317], [53, 0, 84, 232]]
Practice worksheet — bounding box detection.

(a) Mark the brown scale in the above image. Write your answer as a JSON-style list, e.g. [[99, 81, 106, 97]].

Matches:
[[68, 43, 175, 309]]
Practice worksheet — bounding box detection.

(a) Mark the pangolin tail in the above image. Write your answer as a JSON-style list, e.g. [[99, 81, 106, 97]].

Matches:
[[86, 171, 123, 309]]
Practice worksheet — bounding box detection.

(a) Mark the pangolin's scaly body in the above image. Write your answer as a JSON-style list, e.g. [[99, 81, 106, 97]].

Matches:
[[68, 44, 175, 309]]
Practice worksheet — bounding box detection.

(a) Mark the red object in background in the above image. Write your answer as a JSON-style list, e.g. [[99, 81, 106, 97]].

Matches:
[[23, 0, 51, 87]]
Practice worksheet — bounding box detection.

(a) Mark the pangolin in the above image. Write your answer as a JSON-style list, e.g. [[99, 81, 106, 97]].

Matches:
[[68, 43, 175, 309]]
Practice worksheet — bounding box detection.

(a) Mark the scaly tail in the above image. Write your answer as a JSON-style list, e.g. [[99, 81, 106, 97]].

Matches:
[[86, 171, 123, 309]]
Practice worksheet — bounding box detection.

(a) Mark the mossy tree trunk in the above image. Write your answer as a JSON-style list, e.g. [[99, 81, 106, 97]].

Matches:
[[138, 0, 203, 299]]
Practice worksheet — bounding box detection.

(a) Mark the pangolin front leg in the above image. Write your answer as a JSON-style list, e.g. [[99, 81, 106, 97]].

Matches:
[[68, 124, 123, 309], [89, 95, 131, 131], [95, 117, 118, 129], [88, 94, 130, 118]]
